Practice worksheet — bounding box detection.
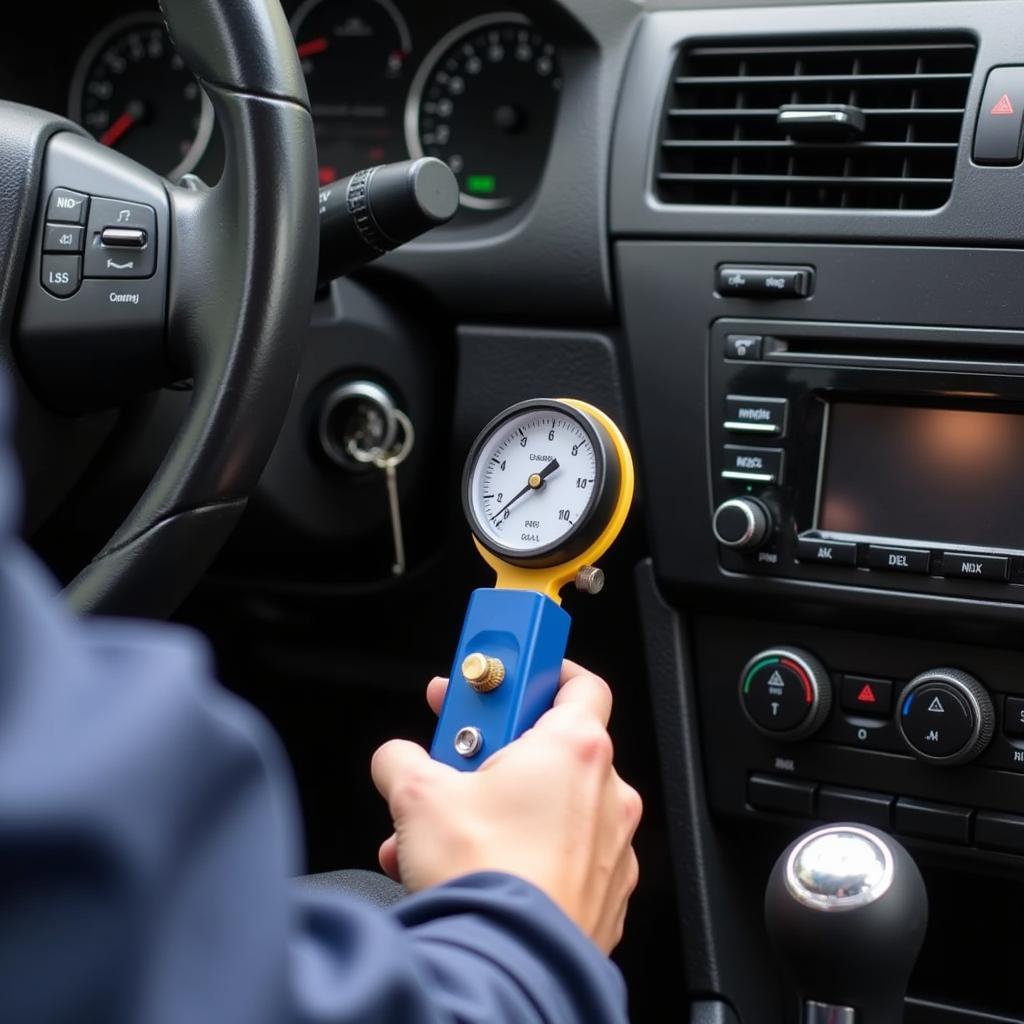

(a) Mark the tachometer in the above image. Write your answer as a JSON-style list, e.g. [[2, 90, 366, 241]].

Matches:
[[405, 14, 562, 211], [291, 0, 412, 185], [69, 12, 213, 180]]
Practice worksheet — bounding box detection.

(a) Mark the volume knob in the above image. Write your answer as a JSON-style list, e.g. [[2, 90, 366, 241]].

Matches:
[[713, 497, 771, 550], [896, 668, 994, 766]]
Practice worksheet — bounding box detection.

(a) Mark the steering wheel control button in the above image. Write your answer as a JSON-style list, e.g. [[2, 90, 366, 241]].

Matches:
[[41, 254, 82, 298], [897, 668, 994, 765], [46, 187, 89, 224], [724, 333, 763, 360], [43, 223, 85, 253], [724, 395, 788, 436], [100, 227, 147, 248], [795, 537, 857, 566], [739, 647, 831, 740], [973, 66, 1024, 166], [716, 265, 813, 299], [84, 198, 157, 279], [840, 676, 893, 717], [748, 774, 816, 817], [713, 497, 771, 550], [721, 444, 784, 484], [865, 545, 930, 574]]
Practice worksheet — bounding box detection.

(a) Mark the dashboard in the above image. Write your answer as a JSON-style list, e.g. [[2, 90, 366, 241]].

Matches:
[[0, 0, 566, 214], [15, 0, 1024, 1022]]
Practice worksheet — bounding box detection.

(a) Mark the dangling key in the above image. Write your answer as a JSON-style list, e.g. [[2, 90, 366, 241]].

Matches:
[[372, 410, 414, 576]]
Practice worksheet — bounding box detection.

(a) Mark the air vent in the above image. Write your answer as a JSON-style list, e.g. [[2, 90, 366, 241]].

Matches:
[[656, 36, 976, 209]]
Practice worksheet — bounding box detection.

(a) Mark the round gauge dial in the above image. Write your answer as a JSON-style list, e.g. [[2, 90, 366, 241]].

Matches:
[[69, 13, 213, 180], [464, 400, 620, 569], [406, 15, 562, 210], [291, 0, 412, 185]]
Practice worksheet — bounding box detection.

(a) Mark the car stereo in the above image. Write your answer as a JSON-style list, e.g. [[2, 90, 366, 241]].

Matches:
[[708, 318, 1024, 602]]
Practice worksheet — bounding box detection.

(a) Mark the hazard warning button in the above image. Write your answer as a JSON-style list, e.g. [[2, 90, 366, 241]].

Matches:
[[974, 66, 1024, 165], [840, 675, 893, 717]]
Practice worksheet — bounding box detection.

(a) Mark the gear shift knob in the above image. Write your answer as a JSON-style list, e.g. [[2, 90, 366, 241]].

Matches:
[[764, 824, 928, 1024]]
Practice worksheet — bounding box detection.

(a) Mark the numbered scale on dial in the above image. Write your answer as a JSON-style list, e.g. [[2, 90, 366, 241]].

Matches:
[[432, 399, 634, 770]]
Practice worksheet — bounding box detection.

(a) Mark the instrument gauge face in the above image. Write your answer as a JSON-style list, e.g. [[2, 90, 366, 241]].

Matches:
[[405, 14, 562, 210], [463, 400, 619, 569], [291, 0, 412, 185], [69, 12, 213, 180]]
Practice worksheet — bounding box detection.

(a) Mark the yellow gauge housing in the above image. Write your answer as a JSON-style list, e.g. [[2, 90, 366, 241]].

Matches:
[[472, 399, 635, 604]]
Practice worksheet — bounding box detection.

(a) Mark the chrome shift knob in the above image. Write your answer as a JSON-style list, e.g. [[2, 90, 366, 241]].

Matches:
[[786, 826, 893, 912], [766, 825, 928, 1024]]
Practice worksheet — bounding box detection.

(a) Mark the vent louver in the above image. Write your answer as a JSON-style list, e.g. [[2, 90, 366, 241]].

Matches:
[[656, 37, 976, 209]]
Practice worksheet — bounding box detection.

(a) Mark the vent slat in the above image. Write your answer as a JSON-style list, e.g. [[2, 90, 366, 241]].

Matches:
[[687, 42, 976, 58], [675, 73, 971, 86], [662, 140, 958, 151], [655, 34, 976, 210], [658, 173, 950, 186]]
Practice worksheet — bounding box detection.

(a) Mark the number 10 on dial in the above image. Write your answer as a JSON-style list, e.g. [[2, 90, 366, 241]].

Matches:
[[432, 398, 634, 770]]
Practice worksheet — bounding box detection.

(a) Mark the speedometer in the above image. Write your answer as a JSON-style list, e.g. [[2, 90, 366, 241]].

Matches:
[[405, 15, 562, 211], [69, 12, 213, 180], [291, 0, 412, 185]]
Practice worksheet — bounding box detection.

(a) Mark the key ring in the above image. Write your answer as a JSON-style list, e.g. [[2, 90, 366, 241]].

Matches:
[[347, 408, 415, 469]]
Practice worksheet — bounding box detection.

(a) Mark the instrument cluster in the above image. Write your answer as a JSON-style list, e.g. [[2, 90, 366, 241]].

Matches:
[[3, 1, 565, 217]]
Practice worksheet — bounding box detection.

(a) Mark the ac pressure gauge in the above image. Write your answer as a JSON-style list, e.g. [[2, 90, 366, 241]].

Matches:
[[464, 399, 621, 570], [432, 398, 634, 770]]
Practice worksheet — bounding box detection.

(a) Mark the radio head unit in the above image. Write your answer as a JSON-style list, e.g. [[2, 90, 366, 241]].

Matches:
[[710, 319, 1024, 600]]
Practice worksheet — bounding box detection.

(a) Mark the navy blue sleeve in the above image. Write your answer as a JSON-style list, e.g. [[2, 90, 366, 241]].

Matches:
[[0, 381, 628, 1024]]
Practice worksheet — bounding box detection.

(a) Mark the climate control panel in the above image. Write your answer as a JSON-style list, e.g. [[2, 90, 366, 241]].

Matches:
[[696, 616, 1024, 860]]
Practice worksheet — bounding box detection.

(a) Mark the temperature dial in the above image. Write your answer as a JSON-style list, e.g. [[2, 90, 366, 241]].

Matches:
[[740, 647, 832, 741], [896, 668, 994, 765], [713, 497, 771, 550]]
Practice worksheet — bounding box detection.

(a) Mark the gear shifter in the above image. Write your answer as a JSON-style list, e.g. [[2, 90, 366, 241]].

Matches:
[[764, 824, 928, 1024]]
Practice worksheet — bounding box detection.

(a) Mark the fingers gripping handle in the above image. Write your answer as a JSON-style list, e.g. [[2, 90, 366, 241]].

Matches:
[[431, 589, 571, 771]]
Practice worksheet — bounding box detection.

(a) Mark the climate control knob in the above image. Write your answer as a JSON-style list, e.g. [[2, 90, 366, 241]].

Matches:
[[739, 647, 832, 741], [896, 668, 994, 766], [713, 497, 771, 550]]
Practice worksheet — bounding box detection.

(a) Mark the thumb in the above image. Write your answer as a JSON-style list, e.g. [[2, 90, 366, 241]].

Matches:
[[371, 739, 438, 805]]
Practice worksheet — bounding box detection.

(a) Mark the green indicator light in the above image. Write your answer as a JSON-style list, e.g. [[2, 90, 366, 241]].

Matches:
[[466, 174, 497, 195], [742, 656, 780, 693]]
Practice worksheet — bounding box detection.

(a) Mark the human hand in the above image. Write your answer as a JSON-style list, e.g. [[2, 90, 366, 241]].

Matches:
[[371, 660, 642, 954]]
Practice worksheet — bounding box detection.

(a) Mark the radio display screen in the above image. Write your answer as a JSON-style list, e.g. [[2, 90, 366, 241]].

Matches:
[[818, 402, 1024, 550]]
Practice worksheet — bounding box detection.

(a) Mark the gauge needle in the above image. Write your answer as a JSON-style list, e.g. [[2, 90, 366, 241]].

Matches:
[[100, 100, 145, 148], [297, 36, 330, 59], [490, 458, 560, 522]]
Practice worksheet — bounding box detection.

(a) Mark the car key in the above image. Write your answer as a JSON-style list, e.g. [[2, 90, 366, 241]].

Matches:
[[349, 409, 414, 576]]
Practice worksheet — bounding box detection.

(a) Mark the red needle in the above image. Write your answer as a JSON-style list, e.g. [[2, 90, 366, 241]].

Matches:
[[297, 36, 329, 58], [100, 109, 137, 148]]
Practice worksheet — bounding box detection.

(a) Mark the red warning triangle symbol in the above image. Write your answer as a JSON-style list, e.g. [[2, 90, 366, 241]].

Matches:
[[991, 93, 1015, 116], [857, 683, 877, 704]]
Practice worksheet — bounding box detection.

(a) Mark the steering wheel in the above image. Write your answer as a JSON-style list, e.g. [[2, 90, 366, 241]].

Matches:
[[0, 0, 317, 618]]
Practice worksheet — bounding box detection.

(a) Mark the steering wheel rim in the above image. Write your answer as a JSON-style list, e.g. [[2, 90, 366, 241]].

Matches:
[[2, 0, 318, 617]]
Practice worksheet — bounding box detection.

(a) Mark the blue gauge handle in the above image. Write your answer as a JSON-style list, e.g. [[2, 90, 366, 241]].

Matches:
[[431, 588, 571, 771]]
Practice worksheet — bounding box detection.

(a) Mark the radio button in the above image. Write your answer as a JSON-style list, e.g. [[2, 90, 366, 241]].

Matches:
[[724, 395, 787, 436], [866, 545, 930, 574], [721, 445, 784, 484], [725, 334, 763, 360], [941, 551, 1008, 582], [795, 538, 857, 566]]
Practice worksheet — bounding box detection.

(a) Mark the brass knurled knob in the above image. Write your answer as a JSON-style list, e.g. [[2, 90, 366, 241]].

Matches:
[[462, 652, 506, 693]]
